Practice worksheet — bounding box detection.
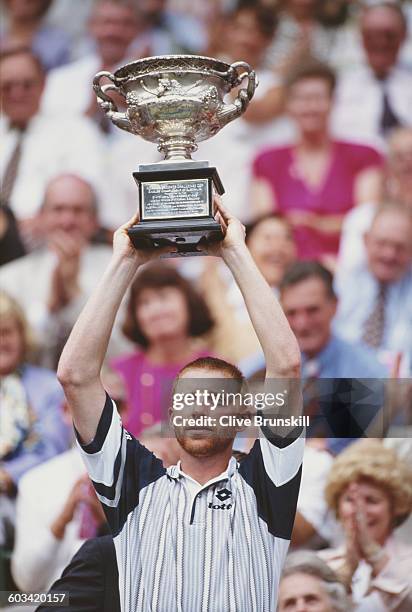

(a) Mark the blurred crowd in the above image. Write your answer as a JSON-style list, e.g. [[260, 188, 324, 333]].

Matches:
[[0, 0, 412, 610]]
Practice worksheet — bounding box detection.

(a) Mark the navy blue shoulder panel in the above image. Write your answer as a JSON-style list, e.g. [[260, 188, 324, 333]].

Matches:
[[76, 393, 166, 537], [238, 440, 302, 541]]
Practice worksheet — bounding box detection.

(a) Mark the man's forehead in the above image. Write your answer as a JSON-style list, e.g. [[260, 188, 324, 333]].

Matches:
[[44, 200, 93, 213], [174, 371, 241, 395], [362, 6, 405, 31], [1, 54, 42, 76], [370, 212, 412, 236], [389, 131, 412, 153]]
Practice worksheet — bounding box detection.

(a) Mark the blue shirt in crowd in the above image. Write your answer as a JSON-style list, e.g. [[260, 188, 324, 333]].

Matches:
[[4, 365, 71, 483]]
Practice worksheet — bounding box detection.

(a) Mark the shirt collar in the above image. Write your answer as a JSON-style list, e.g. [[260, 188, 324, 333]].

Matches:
[[302, 335, 338, 377], [167, 456, 237, 486]]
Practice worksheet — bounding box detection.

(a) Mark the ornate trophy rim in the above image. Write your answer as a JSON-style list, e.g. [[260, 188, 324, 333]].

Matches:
[[94, 55, 257, 159], [114, 54, 237, 83]]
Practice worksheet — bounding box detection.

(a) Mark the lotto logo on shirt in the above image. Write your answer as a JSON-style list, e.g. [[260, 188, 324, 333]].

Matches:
[[208, 488, 232, 510]]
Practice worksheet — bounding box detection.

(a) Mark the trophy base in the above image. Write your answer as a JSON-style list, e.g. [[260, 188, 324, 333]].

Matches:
[[128, 218, 223, 257], [131, 160, 225, 258]]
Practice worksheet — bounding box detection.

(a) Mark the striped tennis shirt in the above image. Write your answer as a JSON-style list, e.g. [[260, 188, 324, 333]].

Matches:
[[76, 394, 304, 612]]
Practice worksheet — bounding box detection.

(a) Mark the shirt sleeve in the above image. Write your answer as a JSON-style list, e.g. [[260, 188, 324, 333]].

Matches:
[[296, 448, 334, 537], [368, 550, 412, 611], [74, 393, 165, 537], [238, 430, 304, 541], [252, 149, 276, 180], [347, 142, 384, 173]]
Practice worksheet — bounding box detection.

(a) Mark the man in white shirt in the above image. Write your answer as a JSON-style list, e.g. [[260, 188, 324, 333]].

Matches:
[[334, 203, 412, 373], [0, 48, 104, 228], [337, 126, 412, 280], [57, 199, 304, 612], [0, 174, 129, 367], [42, 1, 140, 121], [332, 1, 412, 148]]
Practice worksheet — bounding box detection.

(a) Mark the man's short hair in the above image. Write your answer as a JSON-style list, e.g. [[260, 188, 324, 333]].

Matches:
[[280, 261, 336, 300], [285, 60, 336, 94], [122, 263, 214, 348], [0, 46, 46, 76], [282, 551, 353, 612], [175, 357, 246, 405], [178, 356, 245, 382]]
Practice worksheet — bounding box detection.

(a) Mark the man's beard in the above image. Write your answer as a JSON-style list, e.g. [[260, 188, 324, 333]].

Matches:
[[175, 431, 234, 458]]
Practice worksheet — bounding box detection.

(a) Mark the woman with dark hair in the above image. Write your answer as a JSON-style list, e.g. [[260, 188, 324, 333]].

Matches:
[[111, 262, 214, 437]]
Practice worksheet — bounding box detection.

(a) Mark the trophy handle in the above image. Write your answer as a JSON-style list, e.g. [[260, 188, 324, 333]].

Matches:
[[93, 71, 134, 133], [216, 61, 258, 128]]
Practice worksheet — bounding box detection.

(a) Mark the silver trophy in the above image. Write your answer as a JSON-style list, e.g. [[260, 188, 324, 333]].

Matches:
[[93, 55, 257, 255]]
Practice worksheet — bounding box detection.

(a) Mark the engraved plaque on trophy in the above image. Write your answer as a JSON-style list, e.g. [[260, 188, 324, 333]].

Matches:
[[93, 55, 257, 256]]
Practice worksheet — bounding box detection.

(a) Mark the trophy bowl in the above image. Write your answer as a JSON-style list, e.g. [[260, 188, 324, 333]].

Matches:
[[93, 55, 257, 255], [93, 54, 257, 160]]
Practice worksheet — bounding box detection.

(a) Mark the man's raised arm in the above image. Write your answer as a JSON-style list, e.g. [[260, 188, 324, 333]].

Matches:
[[205, 200, 301, 380], [57, 218, 174, 444]]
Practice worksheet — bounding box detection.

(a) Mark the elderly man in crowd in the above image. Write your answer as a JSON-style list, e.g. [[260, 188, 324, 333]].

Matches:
[[338, 127, 412, 277], [334, 202, 412, 374], [332, 1, 412, 146], [243, 260, 387, 384], [42, 0, 139, 123], [278, 550, 352, 612], [0, 48, 104, 241], [0, 173, 128, 368], [280, 261, 387, 444]]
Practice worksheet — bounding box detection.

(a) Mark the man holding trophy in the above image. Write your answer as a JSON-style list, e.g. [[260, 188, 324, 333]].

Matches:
[[57, 54, 304, 612]]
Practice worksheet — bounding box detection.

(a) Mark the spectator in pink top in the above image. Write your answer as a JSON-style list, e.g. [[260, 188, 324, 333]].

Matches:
[[111, 262, 214, 437], [251, 61, 383, 266]]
